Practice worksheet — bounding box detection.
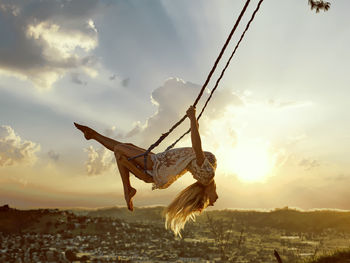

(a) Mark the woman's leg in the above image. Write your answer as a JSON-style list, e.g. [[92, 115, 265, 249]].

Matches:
[[74, 122, 121, 151], [75, 123, 156, 210], [115, 151, 136, 211], [75, 122, 154, 184]]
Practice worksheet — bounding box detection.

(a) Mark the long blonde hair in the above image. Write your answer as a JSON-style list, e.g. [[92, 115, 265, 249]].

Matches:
[[164, 181, 211, 237]]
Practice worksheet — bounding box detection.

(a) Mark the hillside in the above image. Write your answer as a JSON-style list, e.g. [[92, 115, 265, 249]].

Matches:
[[201, 207, 350, 233], [77, 206, 350, 234], [83, 205, 165, 223], [2, 205, 350, 234], [305, 249, 350, 263], [0, 205, 67, 233], [1, 204, 350, 262]]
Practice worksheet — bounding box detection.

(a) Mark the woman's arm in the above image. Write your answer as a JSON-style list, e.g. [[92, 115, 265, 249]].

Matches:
[[186, 106, 205, 166]]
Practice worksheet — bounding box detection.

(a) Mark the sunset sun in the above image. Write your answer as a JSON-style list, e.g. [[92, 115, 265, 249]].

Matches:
[[217, 139, 275, 183], [204, 110, 276, 183], [232, 140, 274, 182]]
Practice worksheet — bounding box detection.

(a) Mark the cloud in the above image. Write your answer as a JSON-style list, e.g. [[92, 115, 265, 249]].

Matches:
[[299, 158, 320, 171], [0, 125, 40, 166], [130, 77, 244, 147], [104, 126, 117, 138], [103, 126, 126, 140], [124, 122, 143, 139], [327, 174, 350, 182], [85, 77, 244, 154], [85, 146, 114, 175], [71, 73, 87, 85], [109, 74, 117, 80], [267, 99, 313, 109], [87, 19, 97, 33], [272, 148, 289, 169], [0, 0, 99, 89], [121, 78, 130, 87], [287, 134, 307, 145], [47, 150, 60, 162], [0, 2, 20, 16]]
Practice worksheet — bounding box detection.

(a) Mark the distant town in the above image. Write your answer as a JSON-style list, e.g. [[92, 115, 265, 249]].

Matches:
[[1, 204, 350, 262]]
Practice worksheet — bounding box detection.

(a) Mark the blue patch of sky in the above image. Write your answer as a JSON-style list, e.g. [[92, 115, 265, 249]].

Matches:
[[94, 0, 193, 93], [0, 86, 85, 160]]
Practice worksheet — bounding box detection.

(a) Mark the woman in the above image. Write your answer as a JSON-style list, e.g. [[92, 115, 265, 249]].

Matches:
[[74, 106, 218, 235]]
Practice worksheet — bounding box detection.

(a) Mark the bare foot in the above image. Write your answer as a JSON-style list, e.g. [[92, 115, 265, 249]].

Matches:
[[125, 187, 137, 211], [74, 122, 95, 140]]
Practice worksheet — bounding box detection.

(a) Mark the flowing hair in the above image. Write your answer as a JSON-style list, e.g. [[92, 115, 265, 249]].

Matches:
[[164, 181, 211, 237]]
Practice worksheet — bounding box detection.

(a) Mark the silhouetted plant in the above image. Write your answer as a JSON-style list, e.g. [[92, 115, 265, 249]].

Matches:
[[206, 214, 244, 262], [313, 239, 324, 260], [274, 249, 283, 263], [308, 0, 331, 13], [65, 250, 77, 262]]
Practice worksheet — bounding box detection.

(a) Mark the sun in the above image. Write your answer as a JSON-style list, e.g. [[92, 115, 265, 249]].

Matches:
[[202, 109, 276, 183], [217, 139, 275, 183], [232, 140, 274, 182]]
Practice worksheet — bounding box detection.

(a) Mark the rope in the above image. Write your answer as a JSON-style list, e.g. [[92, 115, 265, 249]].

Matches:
[[192, 0, 252, 108], [129, 0, 265, 172], [128, 0, 252, 166], [166, 0, 265, 151]]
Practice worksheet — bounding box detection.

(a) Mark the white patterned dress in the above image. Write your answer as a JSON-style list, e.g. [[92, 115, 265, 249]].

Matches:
[[148, 147, 216, 190]]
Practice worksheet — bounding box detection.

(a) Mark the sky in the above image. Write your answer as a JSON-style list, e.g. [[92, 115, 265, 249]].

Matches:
[[0, 0, 349, 210]]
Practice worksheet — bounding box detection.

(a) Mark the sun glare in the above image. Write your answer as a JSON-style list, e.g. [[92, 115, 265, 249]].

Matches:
[[203, 107, 276, 183], [232, 140, 273, 182], [216, 139, 275, 183], [206, 125, 275, 182]]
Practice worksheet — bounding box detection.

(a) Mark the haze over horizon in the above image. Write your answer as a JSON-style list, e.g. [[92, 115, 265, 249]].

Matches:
[[1, 0, 349, 210]]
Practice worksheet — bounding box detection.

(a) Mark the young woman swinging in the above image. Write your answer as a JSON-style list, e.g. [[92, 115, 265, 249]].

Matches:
[[74, 105, 218, 235]]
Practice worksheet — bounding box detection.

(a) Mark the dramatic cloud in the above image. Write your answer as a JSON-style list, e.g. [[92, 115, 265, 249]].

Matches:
[[85, 146, 114, 175], [130, 78, 244, 147], [0, 125, 40, 166], [0, 0, 99, 89]]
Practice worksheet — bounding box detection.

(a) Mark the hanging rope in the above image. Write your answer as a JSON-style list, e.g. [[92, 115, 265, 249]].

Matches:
[[128, 0, 251, 163], [166, 0, 264, 151], [129, 0, 264, 172]]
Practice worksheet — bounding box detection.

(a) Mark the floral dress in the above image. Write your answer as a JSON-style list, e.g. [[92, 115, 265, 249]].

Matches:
[[148, 147, 216, 190]]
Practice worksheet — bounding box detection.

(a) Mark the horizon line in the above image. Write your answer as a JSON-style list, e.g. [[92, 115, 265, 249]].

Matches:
[[3, 204, 350, 213]]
